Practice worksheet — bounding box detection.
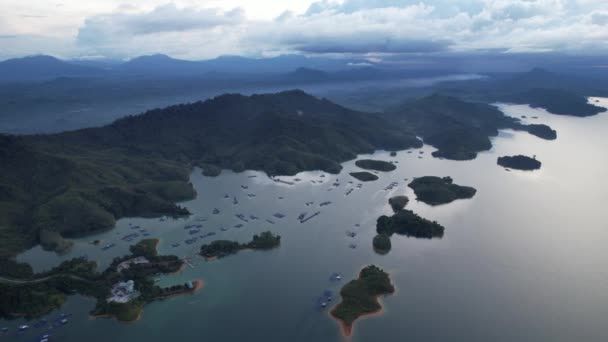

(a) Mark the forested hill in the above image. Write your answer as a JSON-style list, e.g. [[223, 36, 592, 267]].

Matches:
[[36, 90, 421, 174], [0, 90, 422, 262], [387, 94, 557, 160]]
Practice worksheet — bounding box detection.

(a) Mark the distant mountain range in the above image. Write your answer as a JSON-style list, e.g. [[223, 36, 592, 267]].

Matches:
[[0, 54, 381, 82]]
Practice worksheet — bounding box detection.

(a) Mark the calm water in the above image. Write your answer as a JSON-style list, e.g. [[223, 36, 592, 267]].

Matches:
[[7, 99, 608, 342]]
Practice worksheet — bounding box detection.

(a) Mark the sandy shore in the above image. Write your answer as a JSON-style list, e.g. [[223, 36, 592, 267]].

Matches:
[[329, 297, 386, 338]]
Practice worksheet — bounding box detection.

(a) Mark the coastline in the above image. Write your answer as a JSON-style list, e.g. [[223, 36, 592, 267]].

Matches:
[[89, 279, 203, 323], [329, 296, 386, 338]]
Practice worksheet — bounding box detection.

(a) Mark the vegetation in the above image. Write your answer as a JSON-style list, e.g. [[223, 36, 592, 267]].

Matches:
[[524, 124, 557, 140], [387, 94, 558, 160], [0, 90, 421, 261], [408, 176, 476, 205], [129, 239, 159, 258], [355, 159, 397, 172], [372, 234, 392, 254], [330, 265, 394, 329], [0, 240, 195, 322], [376, 210, 444, 239], [497, 155, 542, 170], [349, 172, 379, 182], [200, 231, 281, 259], [388, 196, 409, 212], [507, 88, 606, 117]]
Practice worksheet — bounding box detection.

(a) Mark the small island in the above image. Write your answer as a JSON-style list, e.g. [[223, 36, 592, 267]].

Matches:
[[0, 239, 201, 322], [330, 265, 395, 337], [376, 210, 444, 239], [408, 176, 477, 205], [349, 171, 379, 182], [200, 231, 281, 260], [388, 195, 409, 212], [372, 234, 392, 254], [524, 124, 557, 140], [497, 155, 542, 170], [355, 159, 397, 172]]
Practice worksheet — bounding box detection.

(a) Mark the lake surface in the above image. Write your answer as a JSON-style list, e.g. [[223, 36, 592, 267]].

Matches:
[[6, 99, 608, 342]]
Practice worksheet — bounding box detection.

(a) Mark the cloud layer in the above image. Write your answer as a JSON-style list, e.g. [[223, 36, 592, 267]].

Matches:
[[1, 0, 608, 60]]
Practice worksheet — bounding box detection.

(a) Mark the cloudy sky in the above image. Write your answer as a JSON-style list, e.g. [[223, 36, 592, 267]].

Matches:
[[0, 0, 607, 60]]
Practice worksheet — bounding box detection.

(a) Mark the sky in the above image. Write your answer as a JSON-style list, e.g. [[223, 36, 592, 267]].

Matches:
[[0, 0, 607, 60]]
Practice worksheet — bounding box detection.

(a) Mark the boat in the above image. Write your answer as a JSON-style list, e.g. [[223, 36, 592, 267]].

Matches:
[[266, 219, 275, 224], [213, 208, 220, 214], [224, 194, 230, 199], [319, 201, 331, 207], [18, 325, 29, 331], [221, 227, 229, 231], [102, 243, 116, 251], [234, 224, 244, 228], [300, 211, 321, 223], [189, 229, 201, 235], [233, 197, 239, 205], [249, 214, 258, 220], [171, 243, 180, 248], [61, 318, 68, 325], [241, 185, 248, 189], [1, 327, 8, 333], [298, 212, 307, 221], [273, 213, 285, 219]]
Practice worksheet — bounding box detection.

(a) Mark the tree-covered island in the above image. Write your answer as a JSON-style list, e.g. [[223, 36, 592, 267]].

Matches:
[[349, 171, 379, 182], [497, 155, 542, 170], [199, 231, 281, 260], [355, 159, 397, 172], [330, 265, 395, 337], [408, 176, 477, 205]]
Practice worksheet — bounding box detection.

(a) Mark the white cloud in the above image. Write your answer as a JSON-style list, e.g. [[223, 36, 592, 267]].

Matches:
[[1, 0, 608, 60]]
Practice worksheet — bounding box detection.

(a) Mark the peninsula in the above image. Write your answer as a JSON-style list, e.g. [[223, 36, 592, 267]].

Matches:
[[0, 239, 200, 322]]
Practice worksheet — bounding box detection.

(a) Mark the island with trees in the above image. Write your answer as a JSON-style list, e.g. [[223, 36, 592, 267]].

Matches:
[[354, 159, 397, 172], [497, 155, 542, 170], [349, 171, 379, 182], [372, 234, 392, 254], [376, 210, 445, 239], [200, 231, 281, 260], [330, 265, 395, 337], [388, 195, 409, 212], [0, 239, 201, 322], [408, 176, 477, 205], [524, 124, 557, 140]]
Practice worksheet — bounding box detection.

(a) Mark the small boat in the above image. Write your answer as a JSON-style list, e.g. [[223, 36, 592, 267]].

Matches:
[[212, 208, 220, 215], [1, 327, 8, 333], [18, 325, 29, 331], [224, 194, 230, 199], [221, 227, 229, 231], [241, 185, 248, 189], [233, 197, 238, 205], [320, 302, 327, 308], [61, 318, 68, 325], [171, 243, 180, 248], [234, 224, 244, 228]]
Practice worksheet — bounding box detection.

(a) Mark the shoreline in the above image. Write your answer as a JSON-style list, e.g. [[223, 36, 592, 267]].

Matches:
[[89, 279, 203, 323], [329, 296, 386, 338]]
